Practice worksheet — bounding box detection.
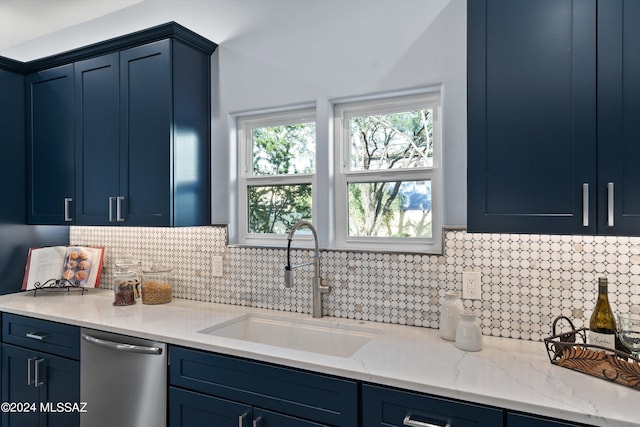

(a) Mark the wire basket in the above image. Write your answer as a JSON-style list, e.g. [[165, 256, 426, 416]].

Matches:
[[544, 316, 640, 391]]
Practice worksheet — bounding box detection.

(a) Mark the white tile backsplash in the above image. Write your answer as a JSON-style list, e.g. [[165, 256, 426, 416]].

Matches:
[[70, 226, 640, 342]]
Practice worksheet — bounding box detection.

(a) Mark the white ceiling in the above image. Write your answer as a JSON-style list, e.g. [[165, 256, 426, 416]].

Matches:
[[0, 0, 143, 53]]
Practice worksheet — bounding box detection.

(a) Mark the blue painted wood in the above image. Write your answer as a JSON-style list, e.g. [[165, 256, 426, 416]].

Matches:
[[597, 0, 640, 235], [362, 384, 504, 427], [23, 22, 216, 74], [74, 53, 120, 225], [118, 39, 212, 226], [467, 0, 597, 234], [119, 40, 172, 226], [170, 387, 252, 427], [508, 412, 592, 427], [2, 314, 80, 360], [26, 64, 75, 225], [169, 346, 358, 426], [1, 343, 80, 427]]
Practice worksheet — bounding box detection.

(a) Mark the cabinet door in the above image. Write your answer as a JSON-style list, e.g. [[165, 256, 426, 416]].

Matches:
[[39, 352, 80, 427], [26, 64, 75, 225], [362, 384, 503, 427], [597, 0, 640, 234], [120, 39, 172, 226], [467, 0, 597, 234], [1, 344, 40, 427], [1, 343, 80, 427], [508, 413, 591, 427], [253, 408, 328, 426], [169, 387, 251, 427], [74, 53, 120, 225]]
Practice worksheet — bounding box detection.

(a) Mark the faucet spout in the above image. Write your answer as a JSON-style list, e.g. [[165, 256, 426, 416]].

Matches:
[[284, 220, 330, 318]]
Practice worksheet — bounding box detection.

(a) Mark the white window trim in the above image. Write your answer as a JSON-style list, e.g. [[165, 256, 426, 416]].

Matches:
[[232, 88, 443, 254], [236, 107, 317, 248], [333, 91, 443, 253]]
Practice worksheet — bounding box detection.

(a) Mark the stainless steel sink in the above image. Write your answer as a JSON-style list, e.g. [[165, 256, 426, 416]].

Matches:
[[198, 313, 380, 357]]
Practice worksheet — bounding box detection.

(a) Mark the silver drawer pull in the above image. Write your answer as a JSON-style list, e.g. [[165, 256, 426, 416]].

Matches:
[[252, 416, 263, 427], [582, 183, 589, 227], [403, 415, 451, 427], [26, 332, 47, 341], [64, 197, 73, 222], [238, 413, 248, 427], [27, 356, 37, 385], [34, 358, 45, 387], [607, 182, 614, 227]]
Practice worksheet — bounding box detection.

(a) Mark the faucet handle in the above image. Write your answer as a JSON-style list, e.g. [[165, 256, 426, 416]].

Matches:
[[284, 266, 294, 288]]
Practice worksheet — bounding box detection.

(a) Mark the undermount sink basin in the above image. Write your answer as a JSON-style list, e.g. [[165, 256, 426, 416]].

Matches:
[[198, 313, 380, 357]]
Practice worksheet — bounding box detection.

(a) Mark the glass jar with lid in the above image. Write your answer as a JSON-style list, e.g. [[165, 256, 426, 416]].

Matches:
[[141, 266, 173, 305], [115, 259, 142, 298], [113, 270, 137, 306]]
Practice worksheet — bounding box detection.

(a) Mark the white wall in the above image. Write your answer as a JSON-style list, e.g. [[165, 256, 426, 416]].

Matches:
[[211, 0, 468, 233]]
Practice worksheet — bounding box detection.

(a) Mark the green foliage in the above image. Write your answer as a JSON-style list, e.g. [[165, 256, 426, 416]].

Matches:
[[249, 184, 312, 234]]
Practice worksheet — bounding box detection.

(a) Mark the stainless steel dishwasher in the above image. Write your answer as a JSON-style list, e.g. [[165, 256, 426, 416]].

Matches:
[[80, 328, 167, 427]]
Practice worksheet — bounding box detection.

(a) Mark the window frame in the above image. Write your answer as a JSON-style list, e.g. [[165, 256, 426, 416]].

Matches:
[[234, 89, 443, 254], [236, 107, 317, 248], [333, 91, 442, 253]]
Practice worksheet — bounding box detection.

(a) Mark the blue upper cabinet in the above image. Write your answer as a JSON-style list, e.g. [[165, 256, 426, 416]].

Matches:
[[468, 0, 640, 236], [74, 53, 119, 225], [27, 23, 216, 226], [597, 0, 640, 235], [26, 65, 75, 225]]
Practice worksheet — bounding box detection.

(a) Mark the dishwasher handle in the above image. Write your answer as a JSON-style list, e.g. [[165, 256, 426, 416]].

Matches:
[[81, 333, 163, 355]]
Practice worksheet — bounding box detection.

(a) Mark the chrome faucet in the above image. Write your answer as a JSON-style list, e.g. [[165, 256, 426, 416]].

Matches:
[[284, 220, 330, 318]]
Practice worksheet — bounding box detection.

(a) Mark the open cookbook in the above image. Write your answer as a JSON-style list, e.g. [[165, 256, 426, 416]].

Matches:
[[22, 246, 105, 290]]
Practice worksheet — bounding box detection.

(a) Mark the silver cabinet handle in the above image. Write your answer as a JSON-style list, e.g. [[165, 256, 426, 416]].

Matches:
[[109, 197, 116, 222], [238, 413, 248, 427], [252, 416, 263, 427], [34, 358, 45, 387], [64, 197, 73, 222], [582, 183, 589, 227], [81, 333, 163, 355], [116, 196, 125, 222], [27, 356, 37, 386], [403, 415, 450, 427], [607, 182, 614, 227], [26, 332, 47, 341]]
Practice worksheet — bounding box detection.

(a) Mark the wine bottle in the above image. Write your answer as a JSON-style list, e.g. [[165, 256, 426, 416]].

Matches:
[[588, 277, 617, 350]]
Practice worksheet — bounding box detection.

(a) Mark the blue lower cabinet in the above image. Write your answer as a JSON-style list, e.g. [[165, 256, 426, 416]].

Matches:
[[169, 346, 358, 426], [1, 343, 80, 427], [362, 384, 504, 427], [169, 387, 251, 427], [169, 387, 328, 427], [507, 413, 593, 427]]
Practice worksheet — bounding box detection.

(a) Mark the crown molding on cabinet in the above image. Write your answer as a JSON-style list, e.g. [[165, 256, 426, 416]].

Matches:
[[1, 22, 217, 74]]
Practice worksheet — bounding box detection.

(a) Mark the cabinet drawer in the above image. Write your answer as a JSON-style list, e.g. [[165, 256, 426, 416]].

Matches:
[[362, 384, 503, 427], [508, 413, 592, 427], [2, 313, 80, 359], [169, 346, 358, 426]]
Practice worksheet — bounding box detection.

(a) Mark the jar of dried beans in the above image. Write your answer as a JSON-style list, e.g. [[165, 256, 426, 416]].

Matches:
[[141, 266, 173, 305]]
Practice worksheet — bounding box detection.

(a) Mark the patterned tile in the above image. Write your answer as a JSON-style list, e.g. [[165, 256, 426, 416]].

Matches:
[[70, 226, 640, 342]]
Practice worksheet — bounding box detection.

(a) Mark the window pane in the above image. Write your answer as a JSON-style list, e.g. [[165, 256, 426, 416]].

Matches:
[[252, 123, 315, 176], [350, 109, 433, 171], [348, 180, 432, 238], [248, 184, 312, 234]]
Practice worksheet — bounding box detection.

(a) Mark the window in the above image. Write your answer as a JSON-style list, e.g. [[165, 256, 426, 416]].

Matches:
[[334, 92, 442, 252], [235, 89, 442, 253], [237, 108, 316, 246]]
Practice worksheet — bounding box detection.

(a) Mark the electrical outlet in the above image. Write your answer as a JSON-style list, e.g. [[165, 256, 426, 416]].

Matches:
[[211, 255, 224, 277], [462, 271, 482, 300]]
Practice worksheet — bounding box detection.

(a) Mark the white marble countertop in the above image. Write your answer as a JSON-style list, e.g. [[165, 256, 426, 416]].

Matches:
[[0, 289, 637, 426]]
